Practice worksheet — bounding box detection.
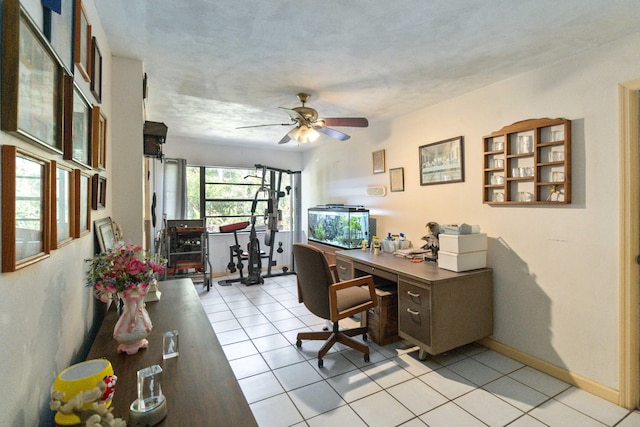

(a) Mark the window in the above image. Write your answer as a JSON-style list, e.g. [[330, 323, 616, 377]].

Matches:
[[186, 166, 293, 233]]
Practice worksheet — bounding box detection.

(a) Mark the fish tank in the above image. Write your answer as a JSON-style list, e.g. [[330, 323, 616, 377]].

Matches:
[[308, 205, 369, 249]]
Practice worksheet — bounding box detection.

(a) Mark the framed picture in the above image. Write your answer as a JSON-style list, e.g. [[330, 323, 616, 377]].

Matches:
[[73, 0, 91, 82], [90, 36, 102, 102], [73, 169, 92, 237], [64, 82, 93, 168], [1, 0, 64, 153], [92, 174, 107, 210], [91, 106, 107, 170], [94, 217, 116, 253], [51, 161, 75, 249], [390, 167, 405, 192], [419, 136, 465, 185], [43, 0, 75, 73], [372, 149, 385, 174], [1, 145, 51, 272]]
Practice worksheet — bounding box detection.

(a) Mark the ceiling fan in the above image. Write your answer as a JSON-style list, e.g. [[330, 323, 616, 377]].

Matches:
[[237, 93, 369, 144]]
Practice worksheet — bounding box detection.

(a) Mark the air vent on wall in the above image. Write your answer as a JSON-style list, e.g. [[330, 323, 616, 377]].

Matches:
[[366, 186, 386, 197]]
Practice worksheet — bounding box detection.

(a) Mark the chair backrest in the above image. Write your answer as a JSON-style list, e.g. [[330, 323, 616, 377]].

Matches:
[[293, 243, 335, 319]]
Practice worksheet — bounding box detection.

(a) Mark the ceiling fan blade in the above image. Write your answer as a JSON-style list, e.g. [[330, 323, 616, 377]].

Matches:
[[277, 133, 292, 144], [317, 126, 350, 141], [279, 107, 306, 123], [236, 123, 292, 129], [319, 117, 369, 128]]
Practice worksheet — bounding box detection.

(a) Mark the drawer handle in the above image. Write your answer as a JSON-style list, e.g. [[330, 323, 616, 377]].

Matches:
[[406, 290, 420, 298], [338, 266, 347, 271], [406, 308, 420, 315]]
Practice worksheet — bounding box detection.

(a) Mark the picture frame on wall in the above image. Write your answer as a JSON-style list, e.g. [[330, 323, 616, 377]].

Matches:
[[1, 0, 64, 153], [91, 106, 107, 170], [90, 36, 102, 102], [73, 169, 92, 237], [91, 174, 106, 210], [64, 82, 93, 168], [43, 0, 75, 74], [1, 145, 51, 272], [372, 149, 385, 174], [419, 136, 465, 185], [73, 0, 91, 82], [51, 161, 75, 249], [390, 167, 405, 192]]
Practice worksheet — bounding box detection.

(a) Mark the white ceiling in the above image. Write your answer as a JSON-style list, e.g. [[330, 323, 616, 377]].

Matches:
[[95, 0, 640, 150]]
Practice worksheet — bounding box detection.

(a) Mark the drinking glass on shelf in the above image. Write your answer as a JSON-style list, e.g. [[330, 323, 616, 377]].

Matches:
[[552, 171, 565, 182], [512, 167, 520, 178], [551, 130, 564, 141], [552, 151, 564, 162], [493, 192, 504, 202]]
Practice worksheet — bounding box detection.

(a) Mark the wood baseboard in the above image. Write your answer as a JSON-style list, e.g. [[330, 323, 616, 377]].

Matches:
[[479, 337, 620, 405]]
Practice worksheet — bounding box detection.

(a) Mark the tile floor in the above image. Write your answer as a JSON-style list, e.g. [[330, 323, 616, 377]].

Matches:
[[197, 273, 640, 427]]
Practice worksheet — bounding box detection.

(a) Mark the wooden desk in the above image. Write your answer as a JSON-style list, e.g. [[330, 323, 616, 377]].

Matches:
[[336, 250, 493, 358], [85, 278, 257, 426]]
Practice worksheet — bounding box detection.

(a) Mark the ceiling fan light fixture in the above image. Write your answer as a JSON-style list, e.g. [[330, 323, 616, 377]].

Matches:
[[289, 126, 319, 144]]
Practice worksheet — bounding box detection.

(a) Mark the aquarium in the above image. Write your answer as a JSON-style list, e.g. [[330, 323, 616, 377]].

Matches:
[[308, 205, 369, 249]]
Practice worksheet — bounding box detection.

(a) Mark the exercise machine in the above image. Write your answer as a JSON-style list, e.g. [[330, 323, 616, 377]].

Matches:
[[218, 164, 299, 286]]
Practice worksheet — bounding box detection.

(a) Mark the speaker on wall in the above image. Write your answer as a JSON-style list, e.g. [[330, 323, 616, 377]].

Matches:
[[143, 121, 167, 159]]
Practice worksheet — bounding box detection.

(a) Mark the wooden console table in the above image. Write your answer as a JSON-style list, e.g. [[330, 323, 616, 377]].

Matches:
[[84, 278, 257, 426], [336, 250, 493, 358]]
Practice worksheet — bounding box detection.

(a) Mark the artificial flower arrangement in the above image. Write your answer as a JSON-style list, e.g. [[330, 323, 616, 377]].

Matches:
[[86, 243, 165, 302]]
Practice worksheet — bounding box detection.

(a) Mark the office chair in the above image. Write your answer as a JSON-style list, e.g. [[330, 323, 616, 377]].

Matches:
[[293, 243, 378, 367]]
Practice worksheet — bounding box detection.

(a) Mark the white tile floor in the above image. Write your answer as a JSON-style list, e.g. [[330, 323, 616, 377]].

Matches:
[[196, 273, 640, 427]]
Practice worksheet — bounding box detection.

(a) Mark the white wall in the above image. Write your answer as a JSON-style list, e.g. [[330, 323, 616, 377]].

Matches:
[[111, 58, 145, 244], [301, 32, 640, 390], [0, 1, 114, 425]]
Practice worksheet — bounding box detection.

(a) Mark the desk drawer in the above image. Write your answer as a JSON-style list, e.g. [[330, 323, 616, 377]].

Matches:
[[353, 261, 397, 283], [398, 278, 431, 345]]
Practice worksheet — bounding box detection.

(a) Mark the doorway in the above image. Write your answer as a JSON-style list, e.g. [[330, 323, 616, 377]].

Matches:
[[619, 80, 640, 409]]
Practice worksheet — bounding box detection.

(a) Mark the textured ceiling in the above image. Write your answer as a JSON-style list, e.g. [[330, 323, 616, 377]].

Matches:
[[95, 0, 640, 150]]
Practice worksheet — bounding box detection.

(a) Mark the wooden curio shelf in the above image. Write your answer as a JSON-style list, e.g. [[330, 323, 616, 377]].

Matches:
[[482, 118, 571, 205]]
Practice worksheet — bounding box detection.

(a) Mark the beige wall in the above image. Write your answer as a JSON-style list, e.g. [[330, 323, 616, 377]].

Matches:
[[0, 1, 114, 424], [301, 32, 640, 391]]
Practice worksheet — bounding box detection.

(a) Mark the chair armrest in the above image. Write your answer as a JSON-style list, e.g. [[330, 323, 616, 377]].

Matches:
[[329, 275, 378, 323], [329, 264, 339, 283]]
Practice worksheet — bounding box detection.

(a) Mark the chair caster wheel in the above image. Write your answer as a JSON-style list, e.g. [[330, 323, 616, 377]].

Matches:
[[318, 359, 324, 368], [364, 354, 370, 363], [296, 340, 302, 348]]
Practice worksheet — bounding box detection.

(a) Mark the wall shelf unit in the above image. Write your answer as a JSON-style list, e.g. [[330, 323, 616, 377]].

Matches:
[[483, 118, 571, 205]]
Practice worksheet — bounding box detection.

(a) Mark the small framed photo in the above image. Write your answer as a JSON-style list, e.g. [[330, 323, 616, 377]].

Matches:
[[51, 161, 75, 249], [73, 169, 92, 237], [419, 136, 465, 185], [91, 174, 107, 210], [372, 149, 385, 174], [389, 167, 405, 192]]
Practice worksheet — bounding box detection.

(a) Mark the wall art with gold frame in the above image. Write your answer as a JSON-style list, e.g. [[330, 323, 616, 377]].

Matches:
[[372, 149, 385, 174], [73, 169, 92, 238], [1, 145, 51, 272], [91, 106, 107, 170], [1, 0, 64, 153], [51, 161, 75, 249], [73, 0, 91, 82]]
